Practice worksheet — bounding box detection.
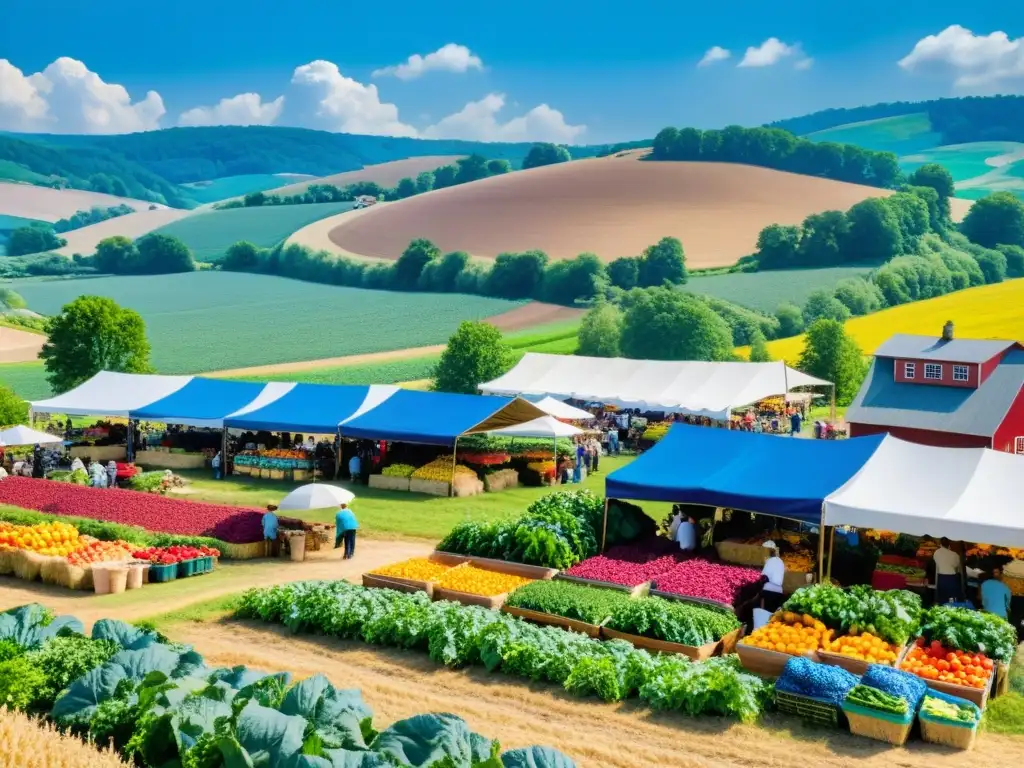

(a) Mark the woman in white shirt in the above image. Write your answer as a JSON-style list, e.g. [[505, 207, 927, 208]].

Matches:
[[760, 541, 786, 612]]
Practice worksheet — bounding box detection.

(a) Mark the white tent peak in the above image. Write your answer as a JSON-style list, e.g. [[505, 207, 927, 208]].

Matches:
[[531, 396, 595, 421], [481, 353, 831, 419], [488, 415, 583, 438], [0, 425, 64, 446]]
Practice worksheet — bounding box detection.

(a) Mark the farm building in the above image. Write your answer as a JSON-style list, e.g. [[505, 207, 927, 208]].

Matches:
[[846, 322, 1024, 453]]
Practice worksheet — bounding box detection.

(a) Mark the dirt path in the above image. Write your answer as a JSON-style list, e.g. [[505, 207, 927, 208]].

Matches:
[[0, 538, 431, 629], [165, 620, 1019, 768], [205, 302, 580, 377], [0, 326, 45, 363]]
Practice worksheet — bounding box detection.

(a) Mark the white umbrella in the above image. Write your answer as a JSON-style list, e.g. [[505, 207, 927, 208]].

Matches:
[[0, 425, 64, 446], [532, 396, 595, 421], [278, 483, 355, 511]]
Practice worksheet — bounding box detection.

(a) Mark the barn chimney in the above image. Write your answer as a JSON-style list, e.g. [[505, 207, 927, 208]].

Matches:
[[942, 321, 954, 342]]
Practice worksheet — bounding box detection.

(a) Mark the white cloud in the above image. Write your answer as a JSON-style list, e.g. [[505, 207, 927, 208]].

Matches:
[[285, 59, 417, 136], [421, 93, 585, 143], [178, 92, 284, 127], [898, 25, 1024, 90], [795, 57, 814, 71], [372, 43, 484, 80], [0, 57, 164, 133], [698, 46, 731, 67], [738, 38, 800, 68]]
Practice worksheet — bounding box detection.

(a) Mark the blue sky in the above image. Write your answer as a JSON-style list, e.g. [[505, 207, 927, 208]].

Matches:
[[0, 0, 1019, 142]]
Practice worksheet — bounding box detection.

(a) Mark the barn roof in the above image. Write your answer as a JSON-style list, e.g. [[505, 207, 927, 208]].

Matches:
[[846, 351, 1024, 438], [874, 334, 1016, 364]]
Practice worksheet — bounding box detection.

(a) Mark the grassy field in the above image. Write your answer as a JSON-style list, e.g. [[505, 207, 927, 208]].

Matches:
[[179, 174, 313, 204], [0, 161, 51, 186], [761, 278, 1024, 363], [806, 113, 941, 156], [150, 201, 354, 261], [685, 266, 874, 313], [901, 141, 1024, 182], [0, 361, 49, 399], [13, 272, 523, 374]]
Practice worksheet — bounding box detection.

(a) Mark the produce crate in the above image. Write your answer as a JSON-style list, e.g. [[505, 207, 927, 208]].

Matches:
[[427, 552, 472, 567], [818, 644, 905, 676], [556, 573, 650, 597], [369, 474, 411, 492], [919, 674, 992, 710], [736, 643, 817, 678], [783, 570, 815, 594], [234, 464, 251, 475], [776, 690, 843, 728], [292, 469, 310, 482], [649, 588, 736, 614], [149, 563, 178, 583], [178, 558, 200, 578], [269, 469, 287, 481], [919, 690, 980, 750], [842, 701, 914, 746], [601, 626, 725, 661], [433, 586, 508, 610], [362, 573, 437, 597], [220, 541, 266, 560], [434, 552, 556, 581], [501, 605, 603, 638]]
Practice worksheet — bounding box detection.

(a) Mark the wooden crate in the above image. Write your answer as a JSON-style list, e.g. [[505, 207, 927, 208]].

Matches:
[[601, 625, 744, 661], [817, 644, 905, 676], [502, 605, 603, 638], [555, 573, 650, 597], [736, 643, 817, 678], [369, 474, 411, 492], [234, 464, 251, 476], [409, 478, 450, 496], [433, 586, 507, 609], [362, 573, 436, 597], [293, 469, 311, 482], [428, 551, 472, 567], [649, 588, 736, 614]]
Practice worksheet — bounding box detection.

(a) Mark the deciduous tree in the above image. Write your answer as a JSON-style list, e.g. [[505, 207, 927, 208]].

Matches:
[[522, 143, 571, 170], [0, 384, 28, 428], [797, 319, 866, 406], [433, 321, 513, 394], [619, 287, 732, 361], [961, 191, 1024, 248], [577, 302, 622, 357]]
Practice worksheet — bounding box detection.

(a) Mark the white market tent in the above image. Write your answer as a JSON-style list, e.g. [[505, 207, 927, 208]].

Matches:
[[824, 436, 1024, 548], [531, 396, 595, 421], [481, 353, 831, 420], [0, 425, 64, 446], [31, 372, 192, 418], [489, 415, 584, 438]]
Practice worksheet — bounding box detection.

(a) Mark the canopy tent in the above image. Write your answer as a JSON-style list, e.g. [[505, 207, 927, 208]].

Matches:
[[339, 390, 547, 446], [480, 353, 831, 419], [0, 425, 64, 446], [824, 438, 1024, 548], [531, 396, 595, 421], [31, 372, 191, 418], [130, 378, 275, 429], [489, 415, 583, 438], [225, 384, 396, 435], [605, 424, 885, 523]]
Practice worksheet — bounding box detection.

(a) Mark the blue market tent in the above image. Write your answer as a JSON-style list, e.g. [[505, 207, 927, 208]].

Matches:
[[130, 378, 269, 429], [339, 390, 547, 445], [225, 384, 396, 435], [605, 424, 885, 523]]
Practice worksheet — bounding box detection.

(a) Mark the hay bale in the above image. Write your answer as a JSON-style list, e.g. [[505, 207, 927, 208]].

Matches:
[[0, 549, 15, 576], [39, 557, 68, 586], [11, 551, 44, 582]]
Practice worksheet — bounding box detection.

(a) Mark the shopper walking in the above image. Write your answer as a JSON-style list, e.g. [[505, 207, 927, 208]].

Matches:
[[335, 503, 359, 559], [262, 505, 279, 557]]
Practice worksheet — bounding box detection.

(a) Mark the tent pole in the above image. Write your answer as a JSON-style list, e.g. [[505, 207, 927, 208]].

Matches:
[[826, 526, 836, 582], [601, 497, 610, 552], [335, 429, 341, 481], [449, 436, 459, 498], [220, 428, 228, 481], [817, 509, 827, 583], [126, 419, 134, 462], [830, 384, 836, 424]]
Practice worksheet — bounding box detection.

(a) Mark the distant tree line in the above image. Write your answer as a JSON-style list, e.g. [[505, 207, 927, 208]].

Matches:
[[53, 204, 136, 233], [5, 225, 66, 257], [650, 125, 902, 188], [216, 155, 515, 210], [768, 95, 1024, 145]]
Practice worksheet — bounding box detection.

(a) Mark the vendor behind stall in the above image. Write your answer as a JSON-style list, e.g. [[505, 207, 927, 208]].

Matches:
[[675, 513, 697, 553], [760, 541, 785, 612], [980, 566, 1011, 619], [933, 538, 962, 605]]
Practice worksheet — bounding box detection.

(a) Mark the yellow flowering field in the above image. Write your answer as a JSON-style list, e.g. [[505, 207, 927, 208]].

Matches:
[[748, 279, 1024, 364]]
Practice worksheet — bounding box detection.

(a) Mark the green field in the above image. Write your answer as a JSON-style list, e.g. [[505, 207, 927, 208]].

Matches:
[[150, 201, 354, 261], [0, 361, 49, 400], [684, 265, 874, 313], [806, 113, 941, 156], [12, 272, 523, 374], [180, 174, 311, 204], [0, 160, 52, 186]]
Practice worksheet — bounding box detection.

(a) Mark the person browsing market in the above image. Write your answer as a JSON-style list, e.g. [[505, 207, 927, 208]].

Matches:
[[760, 541, 786, 612], [335, 503, 359, 560]]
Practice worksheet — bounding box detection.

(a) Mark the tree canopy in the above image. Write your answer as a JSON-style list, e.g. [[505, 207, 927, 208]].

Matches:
[[0, 384, 28, 428], [960, 191, 1024, 249], [797, 319, 867, 406], [577, 302, 622, 358], [619, 287, 733, 362], [432, 321, 513, 394], [6, 227, 66, 257], [522, 143, 572, 170], [40, 295, 153, 394]]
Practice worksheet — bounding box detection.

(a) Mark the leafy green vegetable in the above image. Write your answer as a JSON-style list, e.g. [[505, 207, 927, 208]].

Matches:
[[24, 635, 119, 708], [605, 597, 740, 646], [782, 584, 922, 645], [921, 606, 1016, 662], [639, 655, 771, 723], [500, 746, 577, 768], [921, 694, 978, 724], [0, 603, 83, 649], [0, 654, 46, 710], [504, 580, 631, 624], [845, 684, 908, 715]]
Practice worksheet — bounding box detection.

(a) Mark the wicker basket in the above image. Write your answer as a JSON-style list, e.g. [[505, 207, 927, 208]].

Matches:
[[269, 469, 286, 480], [776, 690, 843, 728], [234, 464, 251, 475], [842, 701, 914, 745], [919, 689, 980, 750]]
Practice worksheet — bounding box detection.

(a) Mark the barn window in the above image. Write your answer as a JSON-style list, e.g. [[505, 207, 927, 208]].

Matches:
[[924, 363, 942, 380], [1016, 437, 1024, 455], [903, 362, 915, 378], [953, 365, 969, 382]]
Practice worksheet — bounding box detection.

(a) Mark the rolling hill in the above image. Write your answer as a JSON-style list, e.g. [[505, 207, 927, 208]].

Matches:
[[0, 182, 165, 223], [266, 156, 466, 197], [53, 208, 194, 256], [325, 151, 970, 269], [758, 279, 1024, 363]]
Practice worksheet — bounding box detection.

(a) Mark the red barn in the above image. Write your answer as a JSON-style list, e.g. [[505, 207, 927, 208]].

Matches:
[[846, 322, 1024, 453]]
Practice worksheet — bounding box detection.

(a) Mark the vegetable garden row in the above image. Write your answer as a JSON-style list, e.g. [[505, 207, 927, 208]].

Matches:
[[0, 603, 578, 768]]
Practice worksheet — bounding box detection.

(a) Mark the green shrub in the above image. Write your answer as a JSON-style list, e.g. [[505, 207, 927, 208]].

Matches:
[[0, 655, 46, 710]]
